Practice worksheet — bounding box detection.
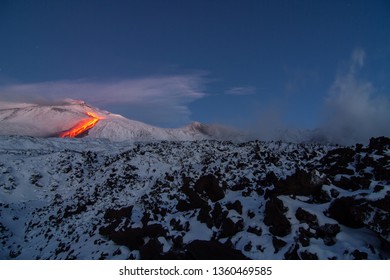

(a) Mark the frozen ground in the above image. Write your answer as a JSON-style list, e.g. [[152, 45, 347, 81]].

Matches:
[[0, 136, 389, 259]]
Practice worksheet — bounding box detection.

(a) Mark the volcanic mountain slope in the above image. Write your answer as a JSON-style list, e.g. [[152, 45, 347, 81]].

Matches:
[[0, 100, 242, 141], [0, 135, 389, 260]]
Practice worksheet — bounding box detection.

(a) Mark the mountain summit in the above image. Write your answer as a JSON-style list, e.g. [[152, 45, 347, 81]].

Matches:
[[0, 100, 242, 141]]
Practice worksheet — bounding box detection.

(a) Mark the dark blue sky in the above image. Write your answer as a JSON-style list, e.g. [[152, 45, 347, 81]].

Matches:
[[1, 0, 390, 132]]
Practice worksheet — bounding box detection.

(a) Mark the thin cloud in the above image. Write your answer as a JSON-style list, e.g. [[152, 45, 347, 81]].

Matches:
[[350, 48, 365, 71], [0, 75, 206, 126], [225, 86, 256, 96], [322, 48, 390, 145]]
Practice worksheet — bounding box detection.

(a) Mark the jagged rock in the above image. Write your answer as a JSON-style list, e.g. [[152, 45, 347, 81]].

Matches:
[[329, 195, 390, 243], [300, 251, 318, 260], [102, 224, 166, 251], [272, 237, 287, 253], [231, 177, 251, 191], [367, 136, 390, 154], [186, 240, 249, 260], [317, 223, 340, 246], [295, 207, 318, 226], [328, 197, 366, 228], [197, 205, 213, 228], [226, 200, 243, 215], [374, 185, 384, 193], [247, 226, 262, 236], [63, 203, 87, 218], [104, 206, 133, 221], [262, 171, 279, 187], [210, 202, 227, 228], [107, 227, 144, 250], [333, 176, 370, 191], [264, 198, 291, 237], [351, 249, 368, 260], [298, 227, 313, 247], [330, 188, 340, 198], [272, 169, 322, 197], [140, 238, 163, 260], [194, 174, 225, 202], [320, 148, 356, 176], [284, 243, 300, 260], [176, 200, 191, 211], [219, 216, 244, 238]]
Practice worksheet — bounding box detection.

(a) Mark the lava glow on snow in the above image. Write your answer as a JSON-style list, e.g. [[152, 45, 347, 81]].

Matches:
[[59, 112, 103, 138]]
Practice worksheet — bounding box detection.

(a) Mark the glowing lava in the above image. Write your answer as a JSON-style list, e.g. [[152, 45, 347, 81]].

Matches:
[[60, 112, 103, 138]]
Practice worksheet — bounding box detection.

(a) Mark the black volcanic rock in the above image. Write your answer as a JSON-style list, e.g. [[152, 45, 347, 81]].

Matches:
[[272, 169, 322, 197], [194, 174, 225, 202], [2, 136, 390, 260], [300, 251, 318, 260], [317, 223, 340, 246], [333, 176, 370, 191], [351, 249, 368, 260], [186, 240, 249, 260], [328, 197, 366, 228], [320, 148, 356, 176], [231, 177, 251, 191], [284, 243, 300, 260], [272, 237, 287, 253], [226, 200, 243, 215], [219, 216, 244, 238], [197, 205, 213, 228], [368, 136, 390, 154], [104, 206, 133, 221], [264, 197, 291, 237], [101, 224, 167, 251], [140, 238, 163, 260], [295, 207, 318, 226]]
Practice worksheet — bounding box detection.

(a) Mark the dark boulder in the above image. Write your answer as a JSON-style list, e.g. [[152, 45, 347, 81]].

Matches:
[[102, 224, 167, 251], [264, 197, 291, 237], [300, 251, 318, 260], [295, 207, 318, 227], [272, 237, 287, 253], [328, 197, 366, 228], [219, 216, 244, 238], [186, 240, 249, 260], [351, 249, 368, 260], [317, 223, 340, 246], [194, 174, 225, 202], [226, 200, 243, 215], [247, 226, 262, 236], [272, 169, 322, 197], [333, 176, 370, 191], [140, 238, 163, 260], [104, 206, 133, 221], [367, 136, 390, 154], [284, 243, 300, 260]]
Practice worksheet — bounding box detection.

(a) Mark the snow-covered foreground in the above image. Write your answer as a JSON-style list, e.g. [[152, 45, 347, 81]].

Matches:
[[0, 136, 389, 259]]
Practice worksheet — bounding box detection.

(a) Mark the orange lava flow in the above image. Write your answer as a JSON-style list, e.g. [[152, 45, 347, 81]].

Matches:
[[59, 112, 102, 138]]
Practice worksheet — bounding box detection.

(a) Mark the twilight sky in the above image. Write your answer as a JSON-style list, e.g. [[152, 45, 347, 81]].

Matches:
[[0, 0, 389, 141]]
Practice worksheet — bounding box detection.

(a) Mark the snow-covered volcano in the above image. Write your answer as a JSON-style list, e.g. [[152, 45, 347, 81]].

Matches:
[[0, 100, 242, 141]]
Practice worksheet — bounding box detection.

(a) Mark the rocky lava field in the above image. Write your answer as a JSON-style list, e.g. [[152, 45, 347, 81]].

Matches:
[[0, 136, 389, 259]]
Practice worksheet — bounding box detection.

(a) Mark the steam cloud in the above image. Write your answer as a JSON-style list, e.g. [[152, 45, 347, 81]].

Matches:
[[0, 75, 206, 127], [322, 48, 390, 145]]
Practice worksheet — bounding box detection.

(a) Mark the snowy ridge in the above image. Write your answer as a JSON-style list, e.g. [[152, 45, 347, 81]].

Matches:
[[0, 101, 242, 141], [0, 135, 389, 259]]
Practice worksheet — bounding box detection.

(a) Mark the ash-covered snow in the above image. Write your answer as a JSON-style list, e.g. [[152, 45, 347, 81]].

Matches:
[[0, 136, 389, 260]]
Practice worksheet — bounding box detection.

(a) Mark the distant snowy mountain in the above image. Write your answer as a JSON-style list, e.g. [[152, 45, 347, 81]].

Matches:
[[0, 135, 389, 259], [0, 100, 243, 141]]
